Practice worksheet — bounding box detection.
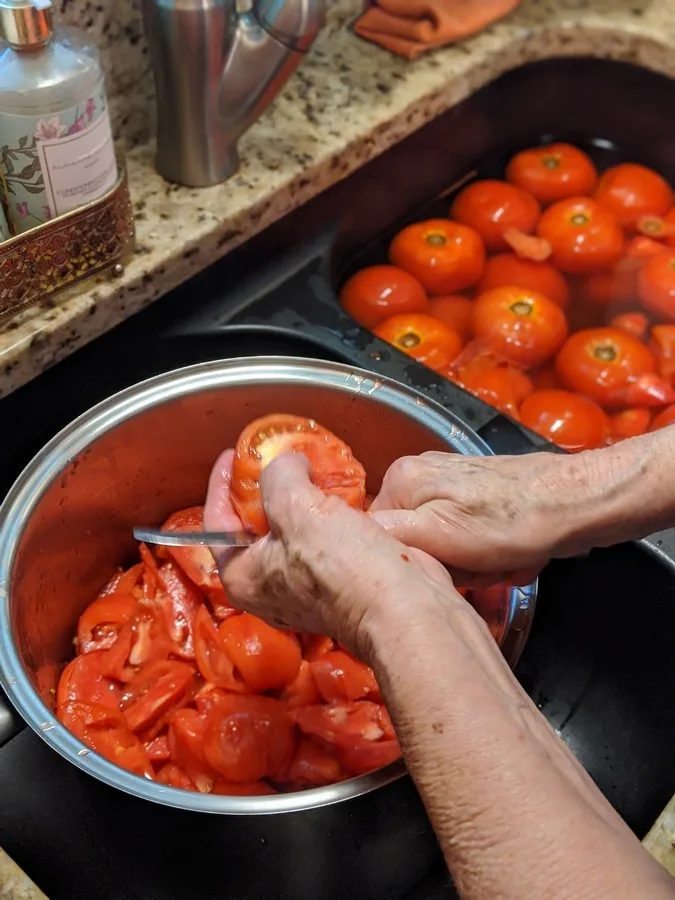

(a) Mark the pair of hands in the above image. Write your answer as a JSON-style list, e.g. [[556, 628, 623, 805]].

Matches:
[[204, 448, 570, 660]]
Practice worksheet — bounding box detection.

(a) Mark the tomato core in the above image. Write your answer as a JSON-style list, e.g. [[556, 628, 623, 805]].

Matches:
[[542, 156, 560, 170], [593, 344, 618, 363], [570, 213, 589, 226], [510, 301, 533, 317], [425, 233, 446, 246], [399, 332, 421, 348]]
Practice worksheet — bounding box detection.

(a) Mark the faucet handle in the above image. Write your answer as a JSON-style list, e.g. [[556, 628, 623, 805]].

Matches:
[[253, 0, 325, 52]]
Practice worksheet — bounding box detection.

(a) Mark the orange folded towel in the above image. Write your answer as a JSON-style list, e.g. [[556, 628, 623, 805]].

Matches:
[[354, 0, 522, 60]]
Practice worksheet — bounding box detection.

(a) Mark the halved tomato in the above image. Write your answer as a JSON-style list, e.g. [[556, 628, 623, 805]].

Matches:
[[57, 652, 122, 710], [77, 592, 138, 655], [219, 613, 302, 693], [231, 414, 367, 535], [310, 650, 379, 703], [121, 659, 195, 733], [193, 606, 248, 693], [281, 738, 344, 788]]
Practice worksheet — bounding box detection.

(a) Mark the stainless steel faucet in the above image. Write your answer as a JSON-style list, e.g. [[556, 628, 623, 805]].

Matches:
[[142, 0, 326, 187]]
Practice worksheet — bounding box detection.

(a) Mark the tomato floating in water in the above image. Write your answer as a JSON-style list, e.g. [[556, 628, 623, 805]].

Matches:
[[555, 327, 670, 408], [650, 404, 675, 431], [519, 389, 610, 453], [476, 252, 570, 308], [650, 324, 675, 385], [638, 251, 675, 321], [388, 219, 485, 294], [374, 313, 463, 372], [609, 312, 649, 342], [339, 265, 430, 329], [230, 414, 366, 536], [450, 179, 541, 251], [536, 197, 624, 275], [428, 295, 473, 340], [505, 143, 598, 205], [593, 163, 673, 228], [471, 286, 568, 368], [460, 365, 533, 419], [609, 408, 652, 441]]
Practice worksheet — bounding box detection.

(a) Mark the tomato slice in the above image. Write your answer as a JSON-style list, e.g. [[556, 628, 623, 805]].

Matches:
[[230, 414, 367, 535], [281, 660, 321, 709], [281, 738, 344, 788], [337, 739, 403, 777], [310, 651, 379, 703], [193, 606, 248, 693], [161, 507, 223, 593], [121, 660, 195, 733], [203, 694, 295, 783], [168, 708, 216, 793], [291, 701, 397, 749], [157, 762, 196, 791], [144, 734, 171, 762], [218, 613, 302, 693], [211, 779, 278, 796], [57, 652, 122, 710], [57, 700, 125, 736], [156, 560, 202, 659], [77, 592, 138, 655]]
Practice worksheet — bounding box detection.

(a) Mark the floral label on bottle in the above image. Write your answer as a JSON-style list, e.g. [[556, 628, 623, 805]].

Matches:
[[0, 83, 117, 235]]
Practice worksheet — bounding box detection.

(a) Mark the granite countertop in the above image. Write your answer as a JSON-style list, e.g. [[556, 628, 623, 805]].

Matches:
[[0, 848, 48, 900], [1, 0, 675, 397]]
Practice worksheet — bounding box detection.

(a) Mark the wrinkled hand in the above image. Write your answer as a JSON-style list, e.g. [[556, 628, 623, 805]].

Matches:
[[369, 451, 579, 586], [204, 450, 467, 662]]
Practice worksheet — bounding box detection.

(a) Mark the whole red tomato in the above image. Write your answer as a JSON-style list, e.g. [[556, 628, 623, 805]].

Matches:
[[593, 163, 673, 228], [555, 327, 657, 408], [450, 179, 541, 251], [609, 312, 649, 341], [476, 252, 570, 308], [609, 408, 652, 441], [650, 324, 675, 383], [506, 143, 598, 205], [578, 235, 664, 308], [339, 265, 429, 329], [429, 295, 473, 340], [389, 219, 485, 294], [519, 389, 610, 452], [471, 286, 568, 368], [461, 365, 533, 419], [536, 197, 624, 274], [650, 404, 675, 431], [374, 312, 463, 371], [638, 251, 675, 320]]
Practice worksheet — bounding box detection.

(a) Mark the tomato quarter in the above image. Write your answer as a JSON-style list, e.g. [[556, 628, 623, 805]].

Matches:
[[472, 286, 568, 368], [219, 612, 302, 693], [506, 143, 598, 205], [519, 389, 610, 452], [57, 652, 122, 711], [231, 414, 366, 536], [388, 219, 485, 294], [339, 265, 429, 329], [310, 650, 379, 703], [536, 197, 624, 274], [374, 313, 463, 372], [450, 179, 541, 251]]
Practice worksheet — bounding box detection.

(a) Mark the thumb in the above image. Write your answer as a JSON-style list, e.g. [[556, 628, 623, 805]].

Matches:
[[260, 451, 327, 535]]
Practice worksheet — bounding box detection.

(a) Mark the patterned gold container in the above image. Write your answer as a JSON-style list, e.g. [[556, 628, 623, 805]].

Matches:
[[0, 157, 134, 325]]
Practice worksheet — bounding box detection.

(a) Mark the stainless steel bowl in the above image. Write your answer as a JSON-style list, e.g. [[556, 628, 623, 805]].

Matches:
[[0, 357, 536, 815]]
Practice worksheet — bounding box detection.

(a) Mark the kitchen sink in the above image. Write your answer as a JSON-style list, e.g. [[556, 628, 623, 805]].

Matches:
[[1, 56, 675, 900]]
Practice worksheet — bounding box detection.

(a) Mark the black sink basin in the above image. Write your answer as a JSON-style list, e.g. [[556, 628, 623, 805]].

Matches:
[[1, 56, 675, 900]]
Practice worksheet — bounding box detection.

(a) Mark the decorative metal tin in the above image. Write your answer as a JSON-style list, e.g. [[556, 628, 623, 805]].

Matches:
[[0, 156, 134, 325]]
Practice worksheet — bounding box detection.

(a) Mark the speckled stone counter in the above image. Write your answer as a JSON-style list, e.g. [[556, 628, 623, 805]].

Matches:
[[0, 848, 48, 900], [3, 0, 675, 396]]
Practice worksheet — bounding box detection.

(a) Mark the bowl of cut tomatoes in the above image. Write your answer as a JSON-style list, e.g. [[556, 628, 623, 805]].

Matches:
[[341, 143, 675, 452], [0, 356, 535, 816]]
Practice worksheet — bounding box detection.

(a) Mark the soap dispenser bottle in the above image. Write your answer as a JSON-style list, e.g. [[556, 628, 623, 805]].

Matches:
[[0, 0, 117, 235]]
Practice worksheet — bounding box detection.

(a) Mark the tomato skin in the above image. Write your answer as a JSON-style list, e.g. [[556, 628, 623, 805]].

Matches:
[[472, 286, 568, 368], [57, 700, 125, 737], [77, 592, 138, 655], [219, 613, 302, 693], [536, 197, 624, 274], [211, 779, 277, 796], [450, 179, 541, 251], [609, 312, 649, 341], [157, 559, 201, 660], [161, 507, 222, 594], [650, 404, 675, 431], [57, 652, 122, 711], [506, 143, 598, 205], [555, 327, 656, 408], [168, 708, 216, 793], [389, 219, 485, 294], [193, 605, 248, 693], [650, 324, 675, 383], [231, 414, 366, 536], [282, 659, 322, 708], [609, 408, 652, 441], [121, 659, 195, 733], [339, 265, 429, 329], [144, 734, 171, 762], [157, 763, 196, 791], [476, 253, 569, 308], [282, 738, 345, 788], [519, 389, 610, 452], [374, 313, 463, 372], [638, 251, 675, 321], [310, 651, 379, 703], [203, 694, 295, 783], [429, 295, 473, 340], [593, 163, 673, 228]]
